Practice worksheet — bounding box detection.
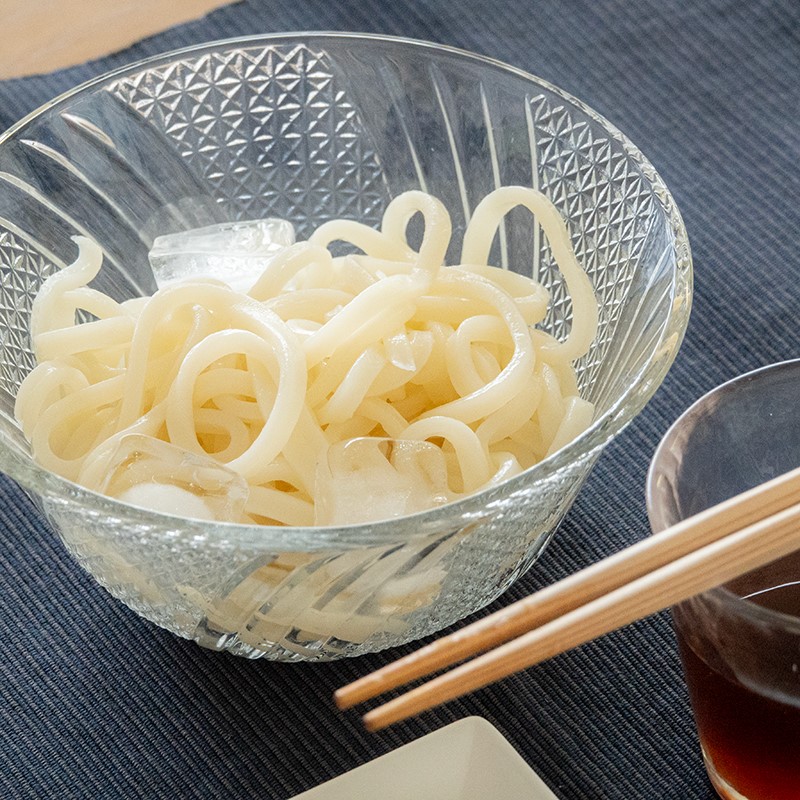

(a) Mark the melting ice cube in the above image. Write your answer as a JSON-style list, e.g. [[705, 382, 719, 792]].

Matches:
[[100, 434, 249, 522], [149, 218, 295, 293], [315, 438, 450, 526], [117, 482, 218, 521]]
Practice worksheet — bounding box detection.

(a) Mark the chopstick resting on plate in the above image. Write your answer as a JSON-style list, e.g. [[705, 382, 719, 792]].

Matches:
[[335, 465, 800, 731]]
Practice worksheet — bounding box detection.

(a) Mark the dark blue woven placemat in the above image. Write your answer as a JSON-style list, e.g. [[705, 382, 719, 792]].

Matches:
[[2, 1, 799, 797]]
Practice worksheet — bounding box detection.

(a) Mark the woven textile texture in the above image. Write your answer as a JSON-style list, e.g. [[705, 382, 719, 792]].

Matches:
[[2, 1, 799, 797]]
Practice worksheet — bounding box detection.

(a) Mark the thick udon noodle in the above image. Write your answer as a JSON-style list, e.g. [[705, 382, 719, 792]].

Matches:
[[16, 187, 598, 526]]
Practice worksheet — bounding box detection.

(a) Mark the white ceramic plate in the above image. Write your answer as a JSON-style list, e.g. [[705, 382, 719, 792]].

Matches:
[[290, 717, 559, 800]]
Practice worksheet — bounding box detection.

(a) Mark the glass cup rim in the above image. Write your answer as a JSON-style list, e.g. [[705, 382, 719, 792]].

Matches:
[[0, 31, 693, 549], [646, 358, 800, 632]]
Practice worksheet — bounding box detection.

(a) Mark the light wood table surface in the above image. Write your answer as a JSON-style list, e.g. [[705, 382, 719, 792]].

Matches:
[[0, 0, 235, 79]]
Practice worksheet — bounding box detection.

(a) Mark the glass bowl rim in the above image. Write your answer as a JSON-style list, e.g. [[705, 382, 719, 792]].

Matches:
[[646, 358, 800, 632], [0, 31, 693, 550]]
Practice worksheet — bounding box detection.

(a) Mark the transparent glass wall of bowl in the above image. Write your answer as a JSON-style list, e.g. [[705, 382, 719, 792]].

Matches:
[[0, 36, 686, 659]]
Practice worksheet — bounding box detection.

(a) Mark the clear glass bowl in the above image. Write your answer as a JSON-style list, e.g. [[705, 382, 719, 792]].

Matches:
[[0, 33, 691, 660]]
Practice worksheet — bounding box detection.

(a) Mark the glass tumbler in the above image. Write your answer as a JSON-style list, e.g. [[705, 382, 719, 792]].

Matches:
[[647, 360, 800, 800]]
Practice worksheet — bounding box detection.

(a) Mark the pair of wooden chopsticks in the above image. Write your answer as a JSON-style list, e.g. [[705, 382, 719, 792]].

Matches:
[[335, 465, 800, 731]]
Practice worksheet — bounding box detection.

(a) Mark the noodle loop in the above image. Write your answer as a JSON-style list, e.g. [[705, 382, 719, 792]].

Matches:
[[16, 187, 597, 525]]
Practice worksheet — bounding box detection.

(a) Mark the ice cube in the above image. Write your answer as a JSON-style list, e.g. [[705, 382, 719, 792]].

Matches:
[[149, 218, 295, 293], [314, 437, 450, 525], [100, 434, 249, 522], [117, 482, 217, 521]]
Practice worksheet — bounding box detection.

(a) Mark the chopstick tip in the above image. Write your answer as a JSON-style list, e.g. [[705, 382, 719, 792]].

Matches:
[[361, 708, 386, 733], [333, 686, 355, 711]]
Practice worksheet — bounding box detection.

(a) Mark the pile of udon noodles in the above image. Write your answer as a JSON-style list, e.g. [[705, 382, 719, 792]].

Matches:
[[16, 186, 598, 526]]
